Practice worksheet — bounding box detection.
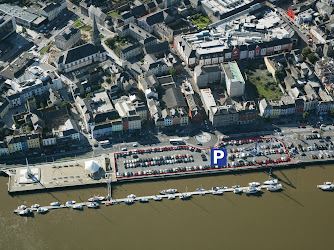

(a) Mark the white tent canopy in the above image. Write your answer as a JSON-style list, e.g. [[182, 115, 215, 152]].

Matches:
[[85, 160, 101, 174]]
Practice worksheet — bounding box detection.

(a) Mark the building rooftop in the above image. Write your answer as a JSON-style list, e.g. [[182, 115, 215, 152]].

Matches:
[[61, 43, 105, 65], [0, 4, 38, 23]]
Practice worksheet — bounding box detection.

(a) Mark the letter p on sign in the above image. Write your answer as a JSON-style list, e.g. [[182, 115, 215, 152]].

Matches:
[[211, 148, 227, 167]]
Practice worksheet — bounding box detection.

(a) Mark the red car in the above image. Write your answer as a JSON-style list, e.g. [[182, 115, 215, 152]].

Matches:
[[300, 125, 306, 128]]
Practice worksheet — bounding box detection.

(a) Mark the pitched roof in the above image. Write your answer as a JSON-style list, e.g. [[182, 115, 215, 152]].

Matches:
[[61, 43, 105, 64], [162, 87, 187, 109]]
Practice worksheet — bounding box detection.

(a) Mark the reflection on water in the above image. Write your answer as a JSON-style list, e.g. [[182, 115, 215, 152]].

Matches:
[[0, 165, 334, 249]]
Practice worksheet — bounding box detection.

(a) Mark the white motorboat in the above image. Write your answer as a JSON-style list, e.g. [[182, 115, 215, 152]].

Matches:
[[160, 189, 177, 195], [72, 204, 83, 210], [248, 182, 261, 187], [37, 207, 48, 214], [19, 209, 31, 216], [17, 205, 27, 210], [179, 193, 192, 200], [88, 196, 100, 202], [31, 204, 40, 209], [212, 186, 219, 191], [212, 190, 223, 195], [50, 202, 61, 206], [127, 194, 136, 199], [153, 196, 162, 201], [66, 201, 76, 206], [233, 188, 242, 194], [232, 185, 240, 189], [124, 199, 134, 205], [220, 186, 228, 190], [196, 188, 206, 192], [87, 202, 99, 208], [244, 186, 261, 195], [317, 182, 334, 191], [139, 198, 149, 203], [168, 195, 176, 200], [97, 196, 105, 201], [264, 179, 278, 185], [267, 183, 283, 192]]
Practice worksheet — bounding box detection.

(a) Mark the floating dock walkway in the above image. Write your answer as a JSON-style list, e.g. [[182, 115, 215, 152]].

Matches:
[[14, 183, 280, 214]]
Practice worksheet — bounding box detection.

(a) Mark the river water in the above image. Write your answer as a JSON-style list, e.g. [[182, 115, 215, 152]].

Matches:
[[0, 165, 333, 250]]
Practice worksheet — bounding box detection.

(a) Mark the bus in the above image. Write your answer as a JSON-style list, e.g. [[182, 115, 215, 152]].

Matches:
[[169, 138, 184, 145], [99, 139, 110, 145]]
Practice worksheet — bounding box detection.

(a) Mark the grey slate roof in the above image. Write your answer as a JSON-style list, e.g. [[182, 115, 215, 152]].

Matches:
[[61, 43, 105, 64], [162, 87, 187, 109]]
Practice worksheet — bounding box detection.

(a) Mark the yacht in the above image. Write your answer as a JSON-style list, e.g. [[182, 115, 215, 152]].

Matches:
[[244, 186, 261, 195], [127, 194, 136, 199], [160, 189, 177, 195], [168, 195, 176, 200], [179, 193, 192, 200], [248, 182, 261, 187], [19, 209, 31, 216], [87, 202, 99, 208], [124, 199, 134, 205], [267, 183, 283, 192], [232, 185, 242, 194], [139, 198, 149, 203], [317, 182, 334, 191], [264, 179, 278, 185], [212, 190, 223, 195], [31, 204, 40, 209], [72, 204, 83, 210], [50, 202, 61, 206], [153, 196, 162, 201], [17, 205, 27, 210], [66, 201, 76, 206], [37, 207, 48, 214]]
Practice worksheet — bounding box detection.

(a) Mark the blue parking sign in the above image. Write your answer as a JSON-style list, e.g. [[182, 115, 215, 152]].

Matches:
[[211, 148, 227, 167]]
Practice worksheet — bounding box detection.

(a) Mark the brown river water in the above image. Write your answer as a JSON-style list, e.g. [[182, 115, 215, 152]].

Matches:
[[0, 164, 333, 250]]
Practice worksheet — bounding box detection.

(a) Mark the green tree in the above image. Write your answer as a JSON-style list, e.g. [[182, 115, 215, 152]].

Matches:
[[259, 64, 266, 70], [303, 112, 310, 120], [22, 27, 27, 34], [307, 53, 318, 64], [40, 101, 45, 109], [302, 47, 311, 57], [330, 108, 334, 116], [264, 114, 270, 121], [169, 67, 176, 77]]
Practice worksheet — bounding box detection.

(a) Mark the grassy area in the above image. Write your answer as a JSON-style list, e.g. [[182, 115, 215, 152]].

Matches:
[[247, 73, 282, 101], [104, 36, 128, 56], [190, 13, 212, 29], [40, 45, 50, 55], [73, 19, 84, 28], [108, 11, 120, 19], [81, 25, 92, 31]]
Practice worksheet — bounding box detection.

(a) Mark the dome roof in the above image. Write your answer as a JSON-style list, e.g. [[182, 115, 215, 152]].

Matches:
[[85, 160, 101, 174]]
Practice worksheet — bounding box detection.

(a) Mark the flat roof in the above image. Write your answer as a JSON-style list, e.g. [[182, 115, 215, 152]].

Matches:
[[200, 88, 216, 108], [0, 4, 38, 23]]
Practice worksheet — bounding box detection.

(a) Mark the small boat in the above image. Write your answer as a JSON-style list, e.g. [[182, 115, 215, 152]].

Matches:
[[50, 202, 61, 206], [244, 186, 261, 195], [153, 196, 162, 201], [196, 188, 206, 192], [267, 184, 283, 192], [248, 182, 261, 187], [97, 196, 105, 201], [19, 209, 31, 216], [139, 198, 149, 203], [37, 207, 48, 214], [212, 186, 219, 191], [168, 195, 175, 200], [127, 194, 136, 199], [317, 182, 334, 191], [233, 188, 242, 194], [179, 193, 192, 200], [124, 199, 134, 205], [232, 185, 240, 189], [17, 205, 27, 210], [87, 202, 99, 208], [31, 204, 40, 209], [88, 196, 100, 202], [105, 201, 113, 206], [65, 201, 76, 206], [264, 179, 278, 185], [212, 190, 223, 195], [160, 189, 177, 195], [72, 204, 83, 210], [220, 186, 228, 190]]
